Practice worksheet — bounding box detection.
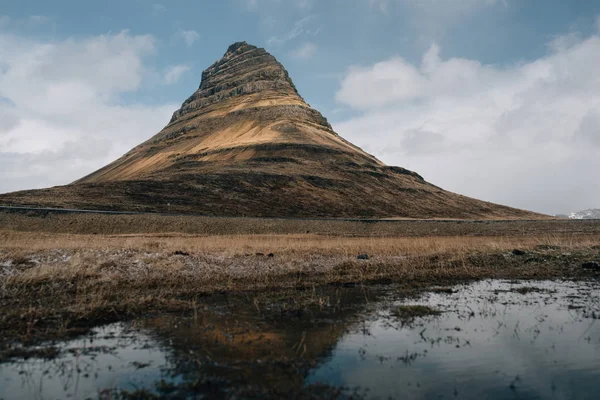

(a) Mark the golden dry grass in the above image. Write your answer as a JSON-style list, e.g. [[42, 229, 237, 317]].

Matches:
[[1, 227, 599, 344], [2, 229, 599, 255]]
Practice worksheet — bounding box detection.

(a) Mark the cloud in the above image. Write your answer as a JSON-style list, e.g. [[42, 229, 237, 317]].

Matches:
[[403, 0, 505, 10], [369, 0, 507, 41], [0, 103, 20, 133], [164, 64, 191, 84], [175, 29, 200, 46], [370, 0, 505, 14], [152, 4, 167, 15], [295, 0, 314, 10], [245, 0, 314, 11], [368, 0, 390, 13], [0, 14, 53, 29], [575, 109, 600, 147], [27, 15, 51, 25], [289, 42, 317, 59], [245, 0, 260, 10], [334, 31, 600, 215], [267, 15, 319, 46], [0, 31, 178, 194]]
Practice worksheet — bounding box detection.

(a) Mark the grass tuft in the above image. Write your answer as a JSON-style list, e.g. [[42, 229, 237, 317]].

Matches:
[[392, 305, 441, 322]]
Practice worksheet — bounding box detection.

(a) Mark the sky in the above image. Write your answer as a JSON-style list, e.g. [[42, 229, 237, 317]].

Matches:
[[1, 0, 599, 215]]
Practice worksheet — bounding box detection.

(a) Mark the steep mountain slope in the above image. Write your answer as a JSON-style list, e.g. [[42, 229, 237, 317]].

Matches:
[[0, 42, 544, 219]]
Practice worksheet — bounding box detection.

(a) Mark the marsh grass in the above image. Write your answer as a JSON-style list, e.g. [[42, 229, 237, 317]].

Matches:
[[1, 229, 599, 344], [392, 305, 441, 322]]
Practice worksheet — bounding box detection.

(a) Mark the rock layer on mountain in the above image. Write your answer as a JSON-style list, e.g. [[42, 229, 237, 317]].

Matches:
[[0, 42, 544, 219]]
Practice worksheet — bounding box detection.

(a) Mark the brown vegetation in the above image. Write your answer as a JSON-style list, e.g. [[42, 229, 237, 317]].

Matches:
[[0, 210, 590, 237], [392, 305, 441, 322], [1, 221, 599, 344]]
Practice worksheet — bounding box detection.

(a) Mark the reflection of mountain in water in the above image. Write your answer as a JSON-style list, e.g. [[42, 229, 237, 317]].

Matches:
[[137, 287, 388, 397], [2, 281, 599, 399]]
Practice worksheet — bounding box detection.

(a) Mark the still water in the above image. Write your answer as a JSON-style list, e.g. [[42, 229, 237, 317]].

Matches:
[[1, 280, 599, 399]]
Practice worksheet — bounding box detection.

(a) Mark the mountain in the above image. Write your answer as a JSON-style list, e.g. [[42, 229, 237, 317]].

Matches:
[[569, 209, 600, 219], [0, 42, 544, 219]]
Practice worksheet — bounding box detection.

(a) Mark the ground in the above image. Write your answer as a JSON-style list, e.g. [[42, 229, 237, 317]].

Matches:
[[1, 211, 599, 348]]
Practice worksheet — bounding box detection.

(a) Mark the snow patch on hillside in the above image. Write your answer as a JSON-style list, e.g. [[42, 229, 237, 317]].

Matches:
[[569, 209, 600, 219]]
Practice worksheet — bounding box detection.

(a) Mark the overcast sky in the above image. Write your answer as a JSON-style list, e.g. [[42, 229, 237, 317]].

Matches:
[[1, 0, 599, 215]]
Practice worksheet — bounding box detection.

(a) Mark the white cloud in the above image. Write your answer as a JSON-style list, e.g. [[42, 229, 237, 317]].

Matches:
[[335, 32, 600, 215], [368, 0, 390, 13], [0, 31, 177, 194], [152, 4, 167, 15], [295, 0, 314, 10], [370, 0, 505, 14], [289, 42, 317, 59], [175, 29, 200, 46], [27, 15, 51, 25], [0, 102, 19, 133], [547, 31, 582, 53], [245, 0, 260, 10], [369, 0, 507, 41], [403, 0, 505, 10], [245, 0, 314, 11], [336, 57, 428, 108], [0, 14, 53, 29], [164, 64, 191, 84], [267, 15, 319, 46]]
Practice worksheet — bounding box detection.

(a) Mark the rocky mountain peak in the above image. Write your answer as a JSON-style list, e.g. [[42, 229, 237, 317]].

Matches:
[[170, 41, 302, 124], [224, 41, 255, 57]]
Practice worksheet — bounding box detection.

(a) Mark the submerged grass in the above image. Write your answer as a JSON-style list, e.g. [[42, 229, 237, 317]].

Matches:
[[392, 305, 441, 322], [1, 227, 599, 345]]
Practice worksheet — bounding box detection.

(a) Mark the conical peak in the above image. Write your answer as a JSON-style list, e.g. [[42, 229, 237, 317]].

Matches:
[[199, 41, 277, 91], [170, 42, 305, 124], [224, 41, 256, 57], [199, 41, 296, 93], [12, 47, 541, 220]]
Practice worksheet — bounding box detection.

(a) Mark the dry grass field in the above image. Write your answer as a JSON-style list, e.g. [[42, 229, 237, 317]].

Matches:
[[0, 209, 591, 236], [1, 211, 600, 345]]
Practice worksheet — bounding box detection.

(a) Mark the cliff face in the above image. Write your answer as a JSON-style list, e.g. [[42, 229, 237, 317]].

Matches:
[[0, 42, 543, 219]]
